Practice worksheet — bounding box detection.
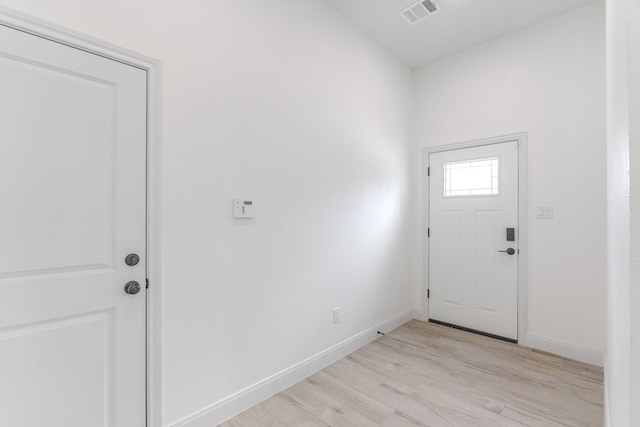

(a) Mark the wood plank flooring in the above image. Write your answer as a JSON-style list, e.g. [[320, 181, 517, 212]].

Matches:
[[219, 320, 603, 426]]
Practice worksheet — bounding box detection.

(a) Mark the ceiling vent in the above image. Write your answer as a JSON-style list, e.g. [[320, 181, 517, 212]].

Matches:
[[399, 0, 441, 25]]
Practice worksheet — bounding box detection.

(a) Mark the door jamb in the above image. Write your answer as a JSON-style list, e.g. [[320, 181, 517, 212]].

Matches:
[[422, 133, 528, 345], [0, 6, 164, 426]]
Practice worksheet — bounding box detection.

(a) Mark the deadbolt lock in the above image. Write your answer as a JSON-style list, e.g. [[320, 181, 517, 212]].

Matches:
[[125, 253, 140, 266]]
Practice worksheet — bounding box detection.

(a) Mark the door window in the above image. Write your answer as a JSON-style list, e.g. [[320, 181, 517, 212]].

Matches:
[[443, 157, 499, 197]]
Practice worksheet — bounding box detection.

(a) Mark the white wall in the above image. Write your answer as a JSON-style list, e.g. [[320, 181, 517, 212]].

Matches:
[[627, 0, 640, 423], [0, 0, 413, 425], [605, 0, 631, 424], [412, 3, 607, 362], [606, 0, 640, 424]]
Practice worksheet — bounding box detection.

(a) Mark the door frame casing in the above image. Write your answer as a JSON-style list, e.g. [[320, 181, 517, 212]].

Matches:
[[0, 6, 163, 426], [422, 133, 528, 345]]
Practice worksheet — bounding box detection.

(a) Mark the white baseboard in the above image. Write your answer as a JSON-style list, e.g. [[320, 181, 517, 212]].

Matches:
[[169, 310, 414, 427], [525, 334, 604, 366]]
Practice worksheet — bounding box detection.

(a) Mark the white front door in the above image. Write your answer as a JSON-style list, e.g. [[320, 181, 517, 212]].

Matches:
[[428, 141, 519, 341], [0, 24, 147, 426]]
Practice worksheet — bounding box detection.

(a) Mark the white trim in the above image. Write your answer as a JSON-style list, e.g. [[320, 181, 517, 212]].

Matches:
[[526, 334, 604, 367], [146, 56, 164, 427], [604, 353, 611, 427], [0, 6, 164, 427], [422, 133, 528, 344], [517, 135, 528, 347], [169, 310, 414, 427], [422, 156, 431, 321]]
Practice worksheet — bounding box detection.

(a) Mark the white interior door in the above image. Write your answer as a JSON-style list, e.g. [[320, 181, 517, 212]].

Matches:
[[0, 24, 147, 426], [428, 141, 518, 340]]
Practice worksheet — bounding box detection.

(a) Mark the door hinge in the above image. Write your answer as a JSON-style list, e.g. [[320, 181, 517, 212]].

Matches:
[[427, 167, 430, 177], [146, 278, 149, 289], [427, 289, 430, 299]]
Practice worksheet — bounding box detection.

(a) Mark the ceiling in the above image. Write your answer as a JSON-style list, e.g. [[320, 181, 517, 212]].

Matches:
[[322, 0, 599, 68]]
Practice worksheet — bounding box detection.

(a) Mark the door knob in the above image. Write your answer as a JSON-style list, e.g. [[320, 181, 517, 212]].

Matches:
[[124, 281, 141, 295], [125, 253, 140, 266], [497, 248, 516, 255]]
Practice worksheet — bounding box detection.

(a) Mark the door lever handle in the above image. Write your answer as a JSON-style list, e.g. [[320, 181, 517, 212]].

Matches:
[[497, 248, 516, 255]]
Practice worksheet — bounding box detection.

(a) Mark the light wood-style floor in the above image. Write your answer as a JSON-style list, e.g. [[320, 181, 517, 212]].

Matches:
[[219, 320, 603, 426]]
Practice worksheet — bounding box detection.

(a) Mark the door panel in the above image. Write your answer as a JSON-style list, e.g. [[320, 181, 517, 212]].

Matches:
[[429, 141, 518, 340], [476, 210, 499, 312], [0, 51, 115, 277], [442, 210, 463, 305], [0, 24, 147, 426], [0, 311, 115, 425]]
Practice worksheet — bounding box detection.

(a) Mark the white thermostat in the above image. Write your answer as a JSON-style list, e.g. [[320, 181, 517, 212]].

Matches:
[[233, 199, 256, 218]]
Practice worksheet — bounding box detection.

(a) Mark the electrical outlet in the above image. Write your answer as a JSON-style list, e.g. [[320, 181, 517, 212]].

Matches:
[[333, 307, 341, 324]]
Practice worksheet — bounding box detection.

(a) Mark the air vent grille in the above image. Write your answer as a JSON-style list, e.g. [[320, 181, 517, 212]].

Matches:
[[399, 0, 441, 25]]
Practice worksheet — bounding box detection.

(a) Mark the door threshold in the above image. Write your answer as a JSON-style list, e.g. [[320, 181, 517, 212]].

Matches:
[[428, 319, 517, 344]]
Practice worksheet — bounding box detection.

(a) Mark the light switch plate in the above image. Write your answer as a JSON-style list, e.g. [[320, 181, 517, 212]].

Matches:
[[536, 206, 553, 219]]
